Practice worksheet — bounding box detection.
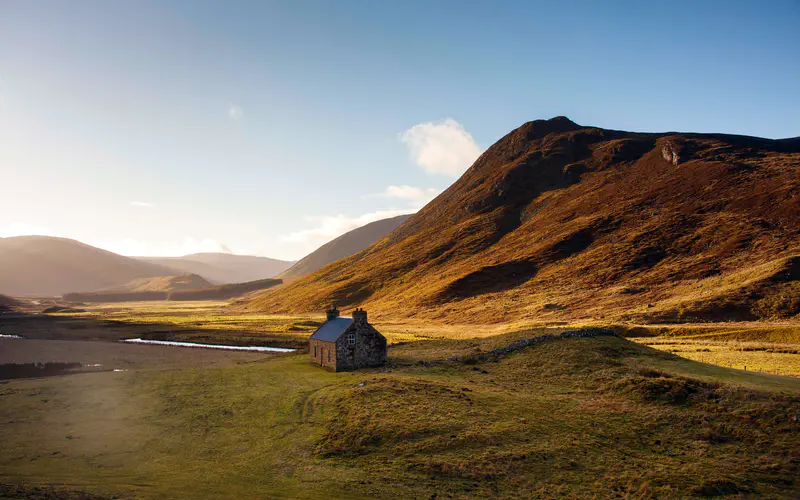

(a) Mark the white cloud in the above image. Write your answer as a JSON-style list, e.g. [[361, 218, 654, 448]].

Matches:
[[129, 201, 155, 208], [228, 104, 244, 120], [368, 185, 441, 209], [281, 209, 412, 249], [399, 118, 482, 176]]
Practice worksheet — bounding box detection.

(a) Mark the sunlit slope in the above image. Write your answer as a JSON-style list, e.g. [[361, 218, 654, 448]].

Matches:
[[104, 273, 214, 292], [246, 117, 800, 323], [0, 236, 175, 296], [279, 214, 412, 280]]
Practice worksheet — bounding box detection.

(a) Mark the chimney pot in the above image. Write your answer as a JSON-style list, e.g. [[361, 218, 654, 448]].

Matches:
[[326, 305, 339, 321], [352, 308, 367, 324]]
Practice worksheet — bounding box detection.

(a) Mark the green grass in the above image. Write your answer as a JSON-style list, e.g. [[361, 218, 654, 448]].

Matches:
[[2, 332, 800, 499], [0, 356, 364, 499], [6, 303, 800, 497]]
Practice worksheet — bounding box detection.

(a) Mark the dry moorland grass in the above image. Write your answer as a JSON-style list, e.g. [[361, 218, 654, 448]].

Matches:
[[2, 333, 799, 499], [4, 301, 800, 497], [17, 301, 800, 377]]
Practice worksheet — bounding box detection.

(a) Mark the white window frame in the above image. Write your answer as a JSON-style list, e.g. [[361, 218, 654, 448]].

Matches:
[[348, 333, 356, 345]]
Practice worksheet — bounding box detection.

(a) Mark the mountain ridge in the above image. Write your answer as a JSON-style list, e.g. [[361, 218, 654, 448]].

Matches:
[[0, 236, 293, 296], [137, 253, 293, 284], [244, 117, 800, 323], [0, 236, 176, 297]]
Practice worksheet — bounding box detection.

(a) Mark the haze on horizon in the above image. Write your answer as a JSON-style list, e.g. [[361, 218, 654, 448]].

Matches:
[[1, 0, 798, 261]]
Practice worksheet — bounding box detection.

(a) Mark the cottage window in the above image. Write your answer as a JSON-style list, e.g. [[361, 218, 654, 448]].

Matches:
[[348, 333, 356, 345], [314, 345, 317, 357], [328, 350, 331, 362]]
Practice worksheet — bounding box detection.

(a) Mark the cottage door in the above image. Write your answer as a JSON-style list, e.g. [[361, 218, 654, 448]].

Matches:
[[320, 347, 324, 367]]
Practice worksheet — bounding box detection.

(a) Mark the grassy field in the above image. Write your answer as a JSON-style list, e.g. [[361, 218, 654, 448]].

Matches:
[[2, 333, 800, 498], [2, 302, 800, 498], [614, 323, 800, 378], [630, 338, 800, 377]]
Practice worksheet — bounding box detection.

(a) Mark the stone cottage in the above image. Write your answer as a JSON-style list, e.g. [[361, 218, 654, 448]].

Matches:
[[308, 306, 387, 371]]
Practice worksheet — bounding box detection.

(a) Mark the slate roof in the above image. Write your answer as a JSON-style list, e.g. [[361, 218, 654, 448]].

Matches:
[[309, 317, 353, 342]]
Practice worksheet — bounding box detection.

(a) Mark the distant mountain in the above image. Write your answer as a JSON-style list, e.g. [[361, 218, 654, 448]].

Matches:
[[102, 273, 213, 293], [64, 276, 282, 303], [279, 214, 413, 280], [0, 236, 174, 297], [245, 117, 800, 323], [167, 277, 282, 301], [137, 253, 293, 284]]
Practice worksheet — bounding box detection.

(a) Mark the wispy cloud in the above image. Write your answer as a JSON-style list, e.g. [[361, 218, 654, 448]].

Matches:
[[399, 118, 483, 176], [129, 201, 155, 208], [228, 104, 244, 120], [281, 209, 412, 250], [280, 119, 474, 254], [367, 185, 441, 209]]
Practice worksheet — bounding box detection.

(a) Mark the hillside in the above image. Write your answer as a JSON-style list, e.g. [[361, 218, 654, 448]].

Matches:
[[245, 117, 800, 323], [63, 276, 281, 303], [104, 273, 213, 293], [0, 294, 21, 309], [168, 277, 282, 301], [0, 236, 174, 297], [279, 214, 412, 280], [138, 253, 293, 284]]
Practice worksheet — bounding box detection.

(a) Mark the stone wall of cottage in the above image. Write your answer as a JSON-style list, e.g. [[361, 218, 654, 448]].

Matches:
[[309, 339, 337, 370], [334, 322, 387, 371]]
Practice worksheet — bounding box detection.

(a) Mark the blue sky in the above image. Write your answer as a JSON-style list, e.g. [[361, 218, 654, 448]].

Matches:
[[1, 0, 798, 260]]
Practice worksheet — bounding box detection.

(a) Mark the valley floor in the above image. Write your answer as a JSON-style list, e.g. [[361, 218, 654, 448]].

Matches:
[[1, 302, 799, 498]]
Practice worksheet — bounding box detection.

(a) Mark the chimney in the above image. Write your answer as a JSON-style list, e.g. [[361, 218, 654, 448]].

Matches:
[[326, 305, 339, 321], [352, 308, 367, 325]]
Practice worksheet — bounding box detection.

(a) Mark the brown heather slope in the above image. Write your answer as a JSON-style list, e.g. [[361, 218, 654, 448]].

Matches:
[[0, 236, 176, 296], [245, 117, 800, 323], [279, 214, 412, 280]]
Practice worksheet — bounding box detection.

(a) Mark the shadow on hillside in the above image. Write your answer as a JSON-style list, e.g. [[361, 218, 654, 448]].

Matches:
[[0, 312, 306, 350]]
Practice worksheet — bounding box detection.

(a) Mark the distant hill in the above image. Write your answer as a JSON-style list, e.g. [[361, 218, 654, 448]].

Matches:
[[245, 117, 800, 323], [168, 277, 282, 301], [0, 294, 21, 309], [0, 236, 174, 297], [64, 276, 282, 302], [102, 273, 213, 293], [137, 253, 293, 284], [279, 214, 412, 280]]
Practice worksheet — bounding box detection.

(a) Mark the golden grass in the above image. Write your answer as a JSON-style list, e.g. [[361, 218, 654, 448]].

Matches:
[[635, 338, 800, 377], [5, 335, 800, 498], [5, 299, 800, 498]]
